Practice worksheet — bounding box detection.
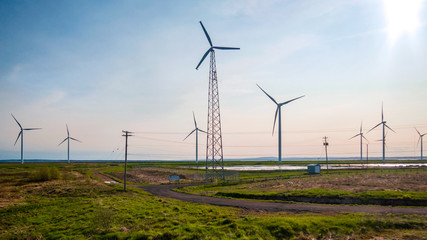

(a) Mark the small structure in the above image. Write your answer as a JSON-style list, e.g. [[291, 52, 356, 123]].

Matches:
[[169, 175, 180, 184], [307, 164, 321, 174]]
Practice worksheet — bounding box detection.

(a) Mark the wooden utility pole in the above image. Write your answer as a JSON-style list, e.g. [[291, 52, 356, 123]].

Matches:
[[122, 130, 133, 191], [323, 136, 329, 173]]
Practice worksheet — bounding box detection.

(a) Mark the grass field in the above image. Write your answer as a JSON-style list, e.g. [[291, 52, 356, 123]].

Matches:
[[179, 169, 427, 206], [0, 162, 426, 239]]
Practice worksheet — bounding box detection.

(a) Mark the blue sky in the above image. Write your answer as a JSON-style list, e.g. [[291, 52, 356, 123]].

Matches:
[[1, 0, 426, 161]]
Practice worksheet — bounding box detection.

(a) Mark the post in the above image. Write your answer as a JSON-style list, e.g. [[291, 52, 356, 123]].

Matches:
[[122, 130, 134, 191], [323, 136, 329, 173]]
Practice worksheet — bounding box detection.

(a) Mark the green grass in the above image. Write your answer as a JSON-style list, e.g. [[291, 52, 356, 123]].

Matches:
[[0, 163, 426, 239]]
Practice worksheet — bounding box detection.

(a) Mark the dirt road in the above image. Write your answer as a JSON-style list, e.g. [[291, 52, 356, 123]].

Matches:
[[141, 184, 427, 215]]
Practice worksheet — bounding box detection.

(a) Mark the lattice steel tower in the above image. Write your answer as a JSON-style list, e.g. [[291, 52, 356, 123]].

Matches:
[[195, 21, 239, 181]]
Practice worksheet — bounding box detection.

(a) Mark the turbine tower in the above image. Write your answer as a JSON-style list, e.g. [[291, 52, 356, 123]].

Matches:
[[257, 84, 304, 164], [11, 114, 41, 164], [415, 128, 426, 160], [349, 122, 368, 161], [184, 112, 207, 163], [368, 104, 395, 162], [58, 124, 81, 164], [196, 21, 239, 181]]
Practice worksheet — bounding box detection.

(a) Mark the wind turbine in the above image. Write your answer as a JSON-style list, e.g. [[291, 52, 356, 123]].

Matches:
[[257, 84, 304, 164], [367, 104, 395, 162], [196, 21, 239, 181], [11, 114, 41, 164], [415, 128, 426, 160], [183, 112, 207, 163], [349, 122, 368, 161], [58, 124, 81, 164]]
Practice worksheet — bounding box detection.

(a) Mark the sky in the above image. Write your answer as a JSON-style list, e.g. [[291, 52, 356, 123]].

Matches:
[[1, 0, 426, 161]]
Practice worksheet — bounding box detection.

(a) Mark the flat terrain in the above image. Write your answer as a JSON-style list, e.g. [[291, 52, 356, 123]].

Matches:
[[107, 167, 199, 184], [142, 184, 427, 215], [232, 171, 426, 192], [1, 162, 426, 239]]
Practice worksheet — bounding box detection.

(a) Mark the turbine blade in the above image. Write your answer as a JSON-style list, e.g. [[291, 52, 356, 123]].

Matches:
[[196, 49, 211, 70], [11, 114, 22, 129], [70, 137, 82, 143], [256, 84, 278, 104], [384, 124, 395, 133], [14, 131, 22, 146], [193, 111, 197, 128], [362, 135, 369, 142], [367, 122, 382, 133], [281, 95, 305, 106], [198, 129, 208, 134], [199, 21, 213, 47], [58, 138, 68, 146], [417, 136, 421, 147], [66, 124, 69, 136], [415, 128, 421, 136], [183, 129, 196, 141], [360, 121, 363, 133], [24, 128, 41, 131], [213, 46, 240, 50], [272, 107, 279, 135], [381, 103, 384, 122], [349, 133, 361, 140]]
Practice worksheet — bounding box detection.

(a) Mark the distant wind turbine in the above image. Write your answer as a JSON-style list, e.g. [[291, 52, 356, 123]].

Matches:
[[11, 114, 41, 164], [183, 112, 207, 163], [415, 128, 426, 160], [367, 104, 395, 162], [349, 122, 368, 161], [257, 84, 304, 164], [58, 124, 81, 164]]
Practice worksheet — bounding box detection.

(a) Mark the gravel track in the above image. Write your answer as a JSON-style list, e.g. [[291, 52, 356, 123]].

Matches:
[[141, 184, 427, 215]]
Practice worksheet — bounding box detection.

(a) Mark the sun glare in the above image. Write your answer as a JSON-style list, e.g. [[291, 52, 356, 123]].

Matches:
[[383, 0, 423, 44]]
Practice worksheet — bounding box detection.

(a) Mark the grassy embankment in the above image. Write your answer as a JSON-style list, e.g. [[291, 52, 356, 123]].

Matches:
[[0, 162, 426, 239]]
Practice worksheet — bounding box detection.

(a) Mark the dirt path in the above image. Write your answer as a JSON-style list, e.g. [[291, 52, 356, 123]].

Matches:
[[93, 170, 119, 184], [94, 170, 427, 215], [141, 184, 427, 215]]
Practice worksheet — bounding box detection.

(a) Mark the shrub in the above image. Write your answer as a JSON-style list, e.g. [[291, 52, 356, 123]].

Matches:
[[49, 167, 61, 180], [30, 167, 61, 182]]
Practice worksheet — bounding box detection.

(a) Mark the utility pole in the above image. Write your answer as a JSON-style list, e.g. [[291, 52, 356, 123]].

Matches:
[[122, 130, 133, 192], [323, 136, 329, 173]]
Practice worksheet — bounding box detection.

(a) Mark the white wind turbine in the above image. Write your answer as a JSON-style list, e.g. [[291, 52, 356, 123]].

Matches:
[[183, 112, 207, 163], [349, 122, 369, 161], [367, 104, 395, 162], [58, 124, 81, 164], [11, 114, 41, 164], [257, 84, 304, 164], [415, 128, 426, 160]]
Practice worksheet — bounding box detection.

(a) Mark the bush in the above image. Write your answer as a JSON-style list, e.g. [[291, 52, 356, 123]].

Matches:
[[49, 167, 61, 180], [30, 167, 61, 182]]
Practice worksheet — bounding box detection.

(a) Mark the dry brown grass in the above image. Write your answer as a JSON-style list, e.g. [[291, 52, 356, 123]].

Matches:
[[109, 167, 196, 184], [236, 171, 427, 193], [0, 169, 113, 208]]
